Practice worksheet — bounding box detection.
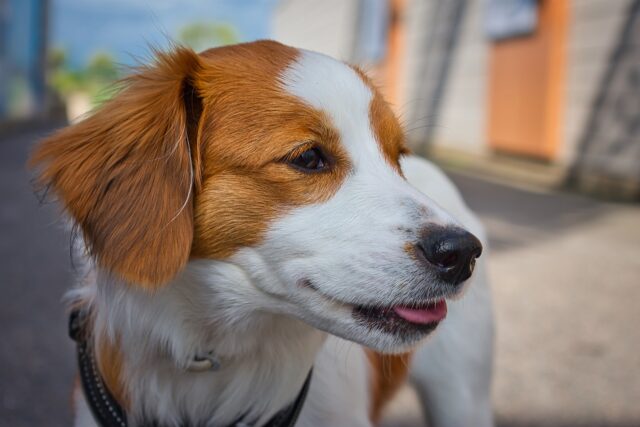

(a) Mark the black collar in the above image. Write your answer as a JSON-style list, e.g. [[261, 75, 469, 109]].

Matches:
[[69, 309, 312, 427]]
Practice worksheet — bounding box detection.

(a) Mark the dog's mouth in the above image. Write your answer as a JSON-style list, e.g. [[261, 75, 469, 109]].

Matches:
[[297, 278, 449, 337], [352, 299, 447, 335]]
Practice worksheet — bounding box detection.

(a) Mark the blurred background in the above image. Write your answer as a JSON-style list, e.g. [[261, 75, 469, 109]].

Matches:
[[1, 0, 639, 426]]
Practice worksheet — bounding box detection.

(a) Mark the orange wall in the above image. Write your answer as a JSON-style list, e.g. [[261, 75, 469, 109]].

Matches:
[[488, 0, 568, 160]]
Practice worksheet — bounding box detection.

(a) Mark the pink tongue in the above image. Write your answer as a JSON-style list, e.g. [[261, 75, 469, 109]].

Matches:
[[393, 300, 448, 324]]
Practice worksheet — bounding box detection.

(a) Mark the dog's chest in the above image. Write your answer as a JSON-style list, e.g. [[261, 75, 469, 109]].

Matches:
[[296, 337, 372, 427], [73, 336, 372, 427]]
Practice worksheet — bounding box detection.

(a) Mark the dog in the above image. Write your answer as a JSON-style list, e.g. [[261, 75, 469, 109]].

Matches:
[[30, 40, 493, 427]]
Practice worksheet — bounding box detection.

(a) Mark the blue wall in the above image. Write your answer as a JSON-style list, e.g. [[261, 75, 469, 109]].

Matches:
[[0, 0, 47, 119]]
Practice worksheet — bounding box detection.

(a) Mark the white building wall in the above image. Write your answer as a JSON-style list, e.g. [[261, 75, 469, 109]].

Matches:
[[400, 1, 436, 136], [434, 0, 489, 153], [401, 0, 489, 154], [562, 0, 635, 164], [272, 0, 360, 62]]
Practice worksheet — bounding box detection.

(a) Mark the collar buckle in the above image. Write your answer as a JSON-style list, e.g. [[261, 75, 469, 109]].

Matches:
[[187, 351, 221, 372]]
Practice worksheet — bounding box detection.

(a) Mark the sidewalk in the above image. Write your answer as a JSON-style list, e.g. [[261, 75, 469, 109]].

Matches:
[[383, 169, 640, 426]]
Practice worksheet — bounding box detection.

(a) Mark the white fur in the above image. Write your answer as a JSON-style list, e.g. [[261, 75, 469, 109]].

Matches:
[[403, 156, 495, 427], [297, 336, 371, 427], [72, 51, 493, 427]]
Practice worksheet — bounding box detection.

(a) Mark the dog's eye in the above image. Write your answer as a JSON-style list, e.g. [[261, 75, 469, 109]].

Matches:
[[289, 147, 328, 172]]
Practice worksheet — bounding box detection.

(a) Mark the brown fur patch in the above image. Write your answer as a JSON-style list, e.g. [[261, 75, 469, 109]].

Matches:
[[351, 66, 409, 174], [366, 350, 414, 425], [369, 90, 409, 175], [30, 47, 203, 288]]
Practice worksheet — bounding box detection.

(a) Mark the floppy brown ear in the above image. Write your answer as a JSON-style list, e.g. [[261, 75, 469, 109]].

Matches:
[[30, 47, 204, 289]]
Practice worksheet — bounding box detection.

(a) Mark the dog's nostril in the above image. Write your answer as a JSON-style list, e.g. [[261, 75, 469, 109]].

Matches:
[[417, 226, 483, 285], [471, 245, 483, 260], [437, 251, 459, 270], [429, 239, 462, 269]]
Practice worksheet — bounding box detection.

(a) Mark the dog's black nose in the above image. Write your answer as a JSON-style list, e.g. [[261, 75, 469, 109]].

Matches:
[[417, 226, 483, 285]]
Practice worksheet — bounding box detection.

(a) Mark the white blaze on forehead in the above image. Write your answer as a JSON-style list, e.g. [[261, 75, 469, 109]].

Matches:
[[278, 50, 455, 224], [280, 50, 385, 170], [277, 49, 455, 220]]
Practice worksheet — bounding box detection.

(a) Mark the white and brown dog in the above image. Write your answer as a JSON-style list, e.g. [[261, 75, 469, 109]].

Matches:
[[31, 41, 494, 427]]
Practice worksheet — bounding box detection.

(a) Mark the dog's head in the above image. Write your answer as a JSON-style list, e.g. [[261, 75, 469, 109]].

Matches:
[[31, 41, 481, 353]]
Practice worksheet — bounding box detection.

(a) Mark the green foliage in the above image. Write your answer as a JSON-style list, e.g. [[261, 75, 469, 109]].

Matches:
[[179, 22, 238, 52], [48, 47, 120, 107], [48, 20, 239, 107], [87, 53, 119, 82]]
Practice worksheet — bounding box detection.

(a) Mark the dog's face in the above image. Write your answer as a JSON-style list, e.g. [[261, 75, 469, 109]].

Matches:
[[31, 41, 481, 353]]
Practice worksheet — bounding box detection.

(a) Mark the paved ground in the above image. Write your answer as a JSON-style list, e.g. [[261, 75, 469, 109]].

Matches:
[[2, 126, 639, 426], [1, 125, 76, 427], [381, 173, 640, 427]]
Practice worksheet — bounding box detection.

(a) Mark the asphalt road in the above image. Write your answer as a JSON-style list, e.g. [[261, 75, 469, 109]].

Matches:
[[2, 125, 639, 426], [1, 124, 76, 427]]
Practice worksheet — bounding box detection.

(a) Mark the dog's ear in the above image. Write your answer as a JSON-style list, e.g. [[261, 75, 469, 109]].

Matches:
[[30, 47, 204, 289]]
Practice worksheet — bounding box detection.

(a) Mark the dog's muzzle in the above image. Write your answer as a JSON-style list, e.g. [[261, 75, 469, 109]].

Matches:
[[415, 226, 483, 286]]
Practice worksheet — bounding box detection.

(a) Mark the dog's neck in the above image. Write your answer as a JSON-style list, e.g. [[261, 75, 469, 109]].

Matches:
[[78, 259, 326, 426]]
